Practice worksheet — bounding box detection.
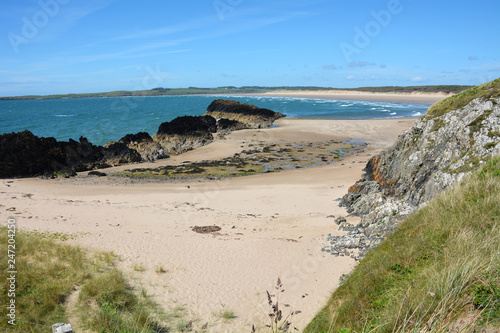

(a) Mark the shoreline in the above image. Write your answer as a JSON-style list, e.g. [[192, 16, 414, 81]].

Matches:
[[0, 90, 448, 104], [0, 118, 416, 332], [223, 90, 448, 104]]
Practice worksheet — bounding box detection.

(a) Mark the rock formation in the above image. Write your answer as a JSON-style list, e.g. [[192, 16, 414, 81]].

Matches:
[[216, 118, 249, 133], [152, 115, 217, 155], [206, 99, 285, 128], [0, 99, 284, 176], [0, 130, 141, 178], [326, 79, 500, 260], [116, 132, 169, 162]]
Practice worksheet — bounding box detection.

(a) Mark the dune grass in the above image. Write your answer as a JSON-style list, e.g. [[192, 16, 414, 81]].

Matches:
[[0, 229, 168, 332], [305, 157, 500, 332], [425, 78, 500, 119]]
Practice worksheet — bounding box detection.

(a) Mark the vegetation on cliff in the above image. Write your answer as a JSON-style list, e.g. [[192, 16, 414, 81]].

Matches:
[[306, 157, 500, 332], [426, 78, 500, 119]]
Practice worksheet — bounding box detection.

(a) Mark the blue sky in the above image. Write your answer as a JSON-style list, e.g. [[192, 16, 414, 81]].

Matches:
[[1, 0, 499, 96]]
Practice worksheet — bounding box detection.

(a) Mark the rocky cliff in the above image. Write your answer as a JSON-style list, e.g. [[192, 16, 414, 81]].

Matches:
[[325, 79, 500, 259], [206, 99, 285, 128]]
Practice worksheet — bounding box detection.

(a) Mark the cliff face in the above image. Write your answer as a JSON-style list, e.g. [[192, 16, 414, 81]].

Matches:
[[206, 99, 285, 129], [330, 79, 500, 259]]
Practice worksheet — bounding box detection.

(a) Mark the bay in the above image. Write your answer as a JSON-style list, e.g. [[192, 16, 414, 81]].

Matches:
[[0, 95, 429, 146]]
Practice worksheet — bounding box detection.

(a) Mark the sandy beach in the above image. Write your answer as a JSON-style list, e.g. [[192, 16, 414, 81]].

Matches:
[[1, 117, 417, 332], [243, 90, 449, 104]]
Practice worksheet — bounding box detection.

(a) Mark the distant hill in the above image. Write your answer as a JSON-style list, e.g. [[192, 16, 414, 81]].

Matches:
[[0, 85, 472, 100]]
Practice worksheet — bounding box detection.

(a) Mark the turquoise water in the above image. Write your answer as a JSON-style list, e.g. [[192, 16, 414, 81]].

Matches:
[[0, 95, 429, 146]]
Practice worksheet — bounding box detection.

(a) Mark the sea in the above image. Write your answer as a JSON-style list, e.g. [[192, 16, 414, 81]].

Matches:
[[0, 95, 429, 146]]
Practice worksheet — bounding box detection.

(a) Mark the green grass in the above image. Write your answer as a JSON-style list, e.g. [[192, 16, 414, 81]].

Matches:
[[0, 229, 169, 332], [305, 157, 500, 333], [425, 78, 500, 119], [77, 269, 167, 332], [212, 309, 237, 320]]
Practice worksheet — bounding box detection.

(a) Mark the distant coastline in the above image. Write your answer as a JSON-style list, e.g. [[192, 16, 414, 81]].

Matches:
[[238, 91, 447, 104], [0, 85, 470, 102]]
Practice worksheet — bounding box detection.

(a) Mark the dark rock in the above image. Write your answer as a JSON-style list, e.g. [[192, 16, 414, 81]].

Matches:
[[206, 99, 285, 129], [153, 115, 217, 155], [119, 132, 154, 144], [335, 216, 347, 225], [156, 115, 217, 137], [115, 132, 168, 162], [102, 142, 142, 165], [56, 168, 77, 178], [217, 118, 249, 132], [88, 171, 107, 177], [0, 130, 141, 178]]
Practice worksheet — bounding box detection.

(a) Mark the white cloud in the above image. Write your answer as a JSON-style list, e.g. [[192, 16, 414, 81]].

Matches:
[[411, 76, 424, 82]]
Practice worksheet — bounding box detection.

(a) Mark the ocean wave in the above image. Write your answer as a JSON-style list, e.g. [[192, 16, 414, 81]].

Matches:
[[412, 112, 423, 117], [54, 114, 75, 117], [390, 112, 397, 115]]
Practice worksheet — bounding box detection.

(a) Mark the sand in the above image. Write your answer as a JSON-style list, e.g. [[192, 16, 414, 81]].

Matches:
[[0, 118, 416, 332], [241, 90, 449, 104]]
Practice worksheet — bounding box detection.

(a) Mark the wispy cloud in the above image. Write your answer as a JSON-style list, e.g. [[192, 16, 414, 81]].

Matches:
[[322, 64, 340, 70], [110, 17, 213, 42], [347, 61, 376, 68], [66, 48, 191, 65], [34, 1, 115, 43]]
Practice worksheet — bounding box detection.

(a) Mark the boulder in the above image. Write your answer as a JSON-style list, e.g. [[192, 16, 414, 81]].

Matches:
[[116, 132, 169, 162], [153, 115, 217, 155], [206, 99, 285, 129], [217, 118, 249, 133]]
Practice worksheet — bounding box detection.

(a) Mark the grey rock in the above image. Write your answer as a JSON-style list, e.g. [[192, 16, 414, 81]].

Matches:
[[326, 95, 500, 260]]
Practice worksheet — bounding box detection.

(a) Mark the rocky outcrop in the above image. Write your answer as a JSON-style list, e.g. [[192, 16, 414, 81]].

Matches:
[[206, 99, 285, 129], [327, 80, 500, 260], [152, 115, 217, 155], [0, 100, 283, 177], [116, 132, 169, 162], [0, 130, 141, 178], [216, 118, 249, 133]]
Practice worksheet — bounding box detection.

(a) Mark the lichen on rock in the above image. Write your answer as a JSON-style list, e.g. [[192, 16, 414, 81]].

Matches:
[[328, 79, 500, 260]]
